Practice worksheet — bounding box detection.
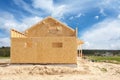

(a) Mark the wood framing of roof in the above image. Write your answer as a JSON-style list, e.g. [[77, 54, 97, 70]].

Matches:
[[11, 29, 26, 38]]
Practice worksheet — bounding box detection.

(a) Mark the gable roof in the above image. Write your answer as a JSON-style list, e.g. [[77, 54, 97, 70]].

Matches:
[[24, 16, 75, 33]]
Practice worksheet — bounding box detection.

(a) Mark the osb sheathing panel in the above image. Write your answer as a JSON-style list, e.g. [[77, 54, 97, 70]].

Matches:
[[25, 17, 76, 37], [11, 37, 77, 63]]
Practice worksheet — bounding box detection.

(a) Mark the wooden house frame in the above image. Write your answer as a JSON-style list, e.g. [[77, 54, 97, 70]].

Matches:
[[11, 16, 83, 63]]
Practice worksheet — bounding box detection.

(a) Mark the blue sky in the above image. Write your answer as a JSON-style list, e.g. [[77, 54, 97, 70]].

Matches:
[[0, 0, 120, 49]]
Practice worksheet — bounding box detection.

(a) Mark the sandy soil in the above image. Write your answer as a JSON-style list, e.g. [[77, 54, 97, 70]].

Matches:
[[0, 58, 120, 80]]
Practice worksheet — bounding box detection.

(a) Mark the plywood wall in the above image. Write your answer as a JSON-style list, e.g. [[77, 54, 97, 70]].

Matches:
[[11, 37, 77, 63], [24, 17, 76, 37]]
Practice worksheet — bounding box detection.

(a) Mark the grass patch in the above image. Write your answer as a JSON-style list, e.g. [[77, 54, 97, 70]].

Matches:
[[88, 56, 120, 64], [100, 68, 107, 72], [95, 66, 107, 72], [0, 56, 10, 59]]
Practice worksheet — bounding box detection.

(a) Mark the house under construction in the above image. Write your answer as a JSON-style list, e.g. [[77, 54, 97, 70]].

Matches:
[[11, 16, 83, 64]]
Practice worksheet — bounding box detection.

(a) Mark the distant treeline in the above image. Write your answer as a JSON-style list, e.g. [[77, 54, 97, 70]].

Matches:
[[82, 49, 120, 56], [0, 47, 120, 57], [0, 47, 10, 57]]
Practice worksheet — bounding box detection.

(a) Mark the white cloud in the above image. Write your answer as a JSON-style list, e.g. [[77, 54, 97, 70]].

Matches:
[[31, 0, 97, 19], [0, 12, 16, 32], [20, 16, 43, 31], [51, 5, 67, 19], [13, 0, 41, 15], [32, 0, 53, 13], [32, 0, 67, 19], [99, 8, 106, 16], [0, 12, 43, 32], [65, 0, 97, 12], [75, 13, 82, 18], [52, 7, 67, 19], [32, 0, 89, 17], [81, 18, 120, 50], [95, 16, 99, 19], [0, 12, 43, 47], [98, 0, 120, 13], [0, 37, 10, 47], [12, 0, 120, 20], [69, 13, 83, 20], [118, 14, 120, 19]]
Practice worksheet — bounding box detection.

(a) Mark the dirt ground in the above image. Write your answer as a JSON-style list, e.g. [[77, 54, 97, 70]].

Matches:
[[0, 58, 120, 80]]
